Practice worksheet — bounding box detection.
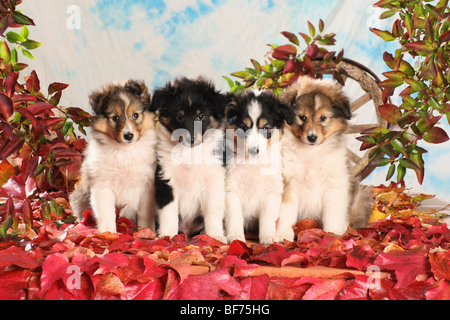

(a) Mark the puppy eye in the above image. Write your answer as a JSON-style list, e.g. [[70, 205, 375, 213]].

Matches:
[[176, 113, 184, 121], [320, 116, 327, 122], [112, 115, 119, 122], [133, 113, 139, 120], [299, 115, 307, 121], [242, 125, 249, 131], [197, 113, 205, 121]]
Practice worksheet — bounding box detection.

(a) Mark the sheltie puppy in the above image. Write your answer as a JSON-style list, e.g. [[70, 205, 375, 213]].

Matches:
[[275, 76, 372, 241], [151, 76, 228, 241], [69, 80, 157, 233], [224, 90, 294, 244]]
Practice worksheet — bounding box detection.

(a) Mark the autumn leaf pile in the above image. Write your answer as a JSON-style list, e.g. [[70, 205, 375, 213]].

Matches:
[[1, 184, 450, 300]]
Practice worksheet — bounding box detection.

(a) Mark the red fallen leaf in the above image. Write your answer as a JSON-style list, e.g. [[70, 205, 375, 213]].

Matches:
[[217, 255, 259, 277], [94, 273, 125, 299], [0, 269, 31, 300], [191, 234, 225, 247], [237, 274, 270, 300], [300, 277, 347, 300], [429, 250, 450, 281], [89, 252, 129, 275], [293, 218, 319, 234], [266, 277, 311, 300], [177, 268, 241, 300], [280, 250, 310, 268], [133, 228, 156, 239], [373, 246, 430, 288], [163, 269, 180, 300], [227, 240, 253, 259], [81, 210, 96, 227], [124, 279, 164, 300], [337, 275, 370, 300], [425, 279, 450, 300], [346, 245, 376, 271], [296, 228, 326, 243], [251, 243, 286, 267], [0, 246, 43, 269], [39, 253, 71, 297]]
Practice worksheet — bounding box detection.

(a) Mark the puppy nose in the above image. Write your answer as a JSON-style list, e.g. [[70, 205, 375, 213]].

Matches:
[[249, 147, 259, 156], [123, 132, 134, 141], [307, 135, 317, 143], [190, 137, 195, 145]]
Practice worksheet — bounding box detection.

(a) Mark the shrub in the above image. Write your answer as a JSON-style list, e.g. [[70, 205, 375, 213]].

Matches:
[[0, 0, 90, 240]]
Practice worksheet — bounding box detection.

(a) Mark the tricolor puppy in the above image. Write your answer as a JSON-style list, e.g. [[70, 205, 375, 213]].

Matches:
[[275, 76, 371, 241], [69, 80, 157, 233], [225, 90, 294, 244], [151, 76, 228, 241]]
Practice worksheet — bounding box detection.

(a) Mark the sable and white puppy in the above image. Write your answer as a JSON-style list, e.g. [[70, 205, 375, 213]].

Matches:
[[151, 76, 228, 241], [69, 80, 157, 233], [225, 90, 294, 244], [276, 76, 372, 241]]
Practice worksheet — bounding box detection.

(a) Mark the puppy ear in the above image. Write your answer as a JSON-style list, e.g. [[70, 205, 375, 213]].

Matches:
[[280, 85, 299, 106], [225, 98, 238, 125], [124, 79, 151, 107], [89, 87, 112, 116], [275, 101, 295, 126], [150, 81, 176, 113], [333, 91, 352, 120]]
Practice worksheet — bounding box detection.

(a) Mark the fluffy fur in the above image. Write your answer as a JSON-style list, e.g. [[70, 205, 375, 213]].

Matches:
[[151, 76, 228, 241], [275, 76, 372, 241], [69, 80, 157, 233], [225, 90, 294, 244]]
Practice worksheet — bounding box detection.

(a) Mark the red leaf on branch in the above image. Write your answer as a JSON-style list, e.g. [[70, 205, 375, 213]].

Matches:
[[0, 92, 13, 119]]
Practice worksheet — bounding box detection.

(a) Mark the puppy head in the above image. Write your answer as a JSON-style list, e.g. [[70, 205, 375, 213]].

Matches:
[[281, 76, 351, 146], [89, 79, 154, 144], [226, 90, 294, 157], [151, 76, 227, 147]]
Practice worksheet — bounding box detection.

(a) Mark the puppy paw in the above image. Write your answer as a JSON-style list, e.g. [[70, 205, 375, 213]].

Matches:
[[227, 234, 246, 244], [259, 236, 276, 245], [210, 234, 227, 244], [275, 229, 294, 243]]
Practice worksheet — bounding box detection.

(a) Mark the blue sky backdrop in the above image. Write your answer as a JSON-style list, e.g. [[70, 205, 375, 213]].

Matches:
[[22, 0, 450, 201]]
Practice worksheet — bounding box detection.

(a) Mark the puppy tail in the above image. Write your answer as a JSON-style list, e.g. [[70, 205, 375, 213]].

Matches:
[[69, 185, 91, 220], [348, 185, 373, 230]]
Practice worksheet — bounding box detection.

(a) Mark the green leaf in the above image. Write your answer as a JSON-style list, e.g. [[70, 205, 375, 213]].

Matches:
[[403, 77, 426, 92], [22, 48, 34, 59], [372, 157, 391, 167], [20, 26, 29, 39], [0, 41, 11, 63], [307, 21, 315, 37], [21, 39, 42, 50], [397, 163, 406, 183], [6, 31, 26, 43], [391, 139, 407, 155], [298, 32, 311, 44], [386, 163, 396, 181], [12, 12, 35, 26], [379, 10, 396, 19], [369, 28, 396, 41], [400, 158, 419, 170], [231, 71, 249, 79]]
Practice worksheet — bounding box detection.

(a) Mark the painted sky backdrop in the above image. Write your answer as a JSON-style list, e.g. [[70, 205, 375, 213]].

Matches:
[[21, 0, 450, 201]]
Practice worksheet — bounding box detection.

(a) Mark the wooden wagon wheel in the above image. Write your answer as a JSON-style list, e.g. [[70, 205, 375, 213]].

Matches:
[[313, 58, 388, 181]]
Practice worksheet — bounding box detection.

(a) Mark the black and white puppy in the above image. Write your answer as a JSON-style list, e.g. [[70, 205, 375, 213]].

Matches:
[[151, 76, 228, 241], [224, 90, 294, 244]]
